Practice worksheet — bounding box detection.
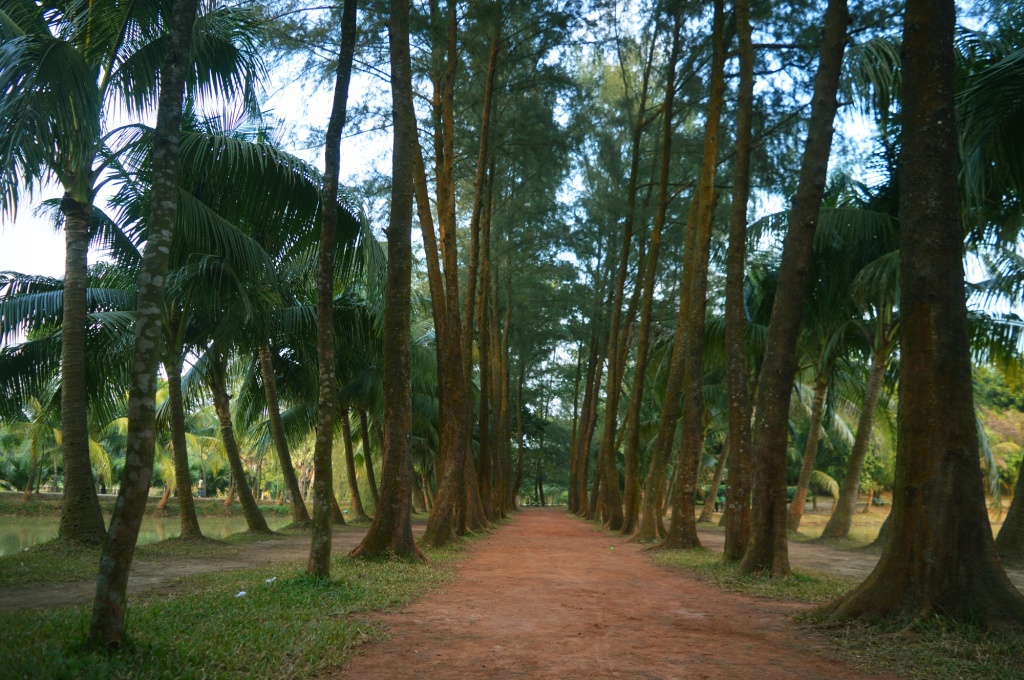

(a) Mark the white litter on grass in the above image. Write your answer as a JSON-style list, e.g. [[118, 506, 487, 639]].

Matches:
[[236, 591, 247, 597], [265, 577, 277, 584]]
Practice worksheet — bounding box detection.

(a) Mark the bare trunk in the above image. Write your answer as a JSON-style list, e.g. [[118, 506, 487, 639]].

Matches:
[[358, 408, 380, 508], [788, 376, 828, 532], [826, 0, 1024, 626], [351, 0, 423, 560], [308, 0, 358, 577], [58, 204, 105, 545], [258, 341, 310, 524], [341, 407, 369, 521], [822, 348, 887, 538], [723, 0, 756, 567], [165, 354, 203, 538], [740, 0, 848, 577], [698, 444, 729, 523]]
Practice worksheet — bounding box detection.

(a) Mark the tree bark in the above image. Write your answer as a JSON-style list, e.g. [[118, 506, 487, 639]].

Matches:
[[699, 443, 729, 523], [996, 461, 1024, 559], [788, 376, 828, 532], [307, 0, 358, 577], [341, 407, 369, 521], [821, 348, 887, 538], [826, 0, 1024, 627], [88, 0, 199, 647], [723, 0, 755, 564], [740, 0, 848, 577], [358, 407, 380, 508], [350, 0, 423, 560], [164, 353, 203, 539], [57, 203, 106, 545], [661, 0, 726, 551], [257, 341, 310, 524]]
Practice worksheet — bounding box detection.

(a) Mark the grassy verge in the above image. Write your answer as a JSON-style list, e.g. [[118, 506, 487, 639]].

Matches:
[[802, 614, 1024, 679], [650, 548, 1024, 679], [0, 545, 463, 679], [0, 494, 293, 519], [651, 547, 857, 603]]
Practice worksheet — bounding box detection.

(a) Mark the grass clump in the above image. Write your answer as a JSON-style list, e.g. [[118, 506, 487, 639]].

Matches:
[[804, 614, 1024, 679], [0, 545, 463, 679], [651, 548, 858, 603], [0, 540, 103, 587]]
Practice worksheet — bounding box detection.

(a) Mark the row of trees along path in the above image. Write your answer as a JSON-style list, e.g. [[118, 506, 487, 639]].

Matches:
[[341, 509, 888, 679]]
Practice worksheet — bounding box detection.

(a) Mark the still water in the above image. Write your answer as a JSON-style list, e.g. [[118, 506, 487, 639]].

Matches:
[[0, 514, 291, 557]]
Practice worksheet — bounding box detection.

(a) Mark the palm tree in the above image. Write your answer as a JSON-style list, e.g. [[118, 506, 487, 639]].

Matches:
[[0, 0, 262, 544]]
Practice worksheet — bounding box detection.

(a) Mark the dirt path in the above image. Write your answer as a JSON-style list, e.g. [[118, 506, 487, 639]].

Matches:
[[0, 524, 419, 612], [340, 509, 892, 680]]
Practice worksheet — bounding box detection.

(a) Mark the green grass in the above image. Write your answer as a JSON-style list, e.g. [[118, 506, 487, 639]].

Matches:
[[650, 547, 858, 603], [0, 546, 463, 679], [0, 493, 292, 519], [803, 614, 1024, 679], [0, 537, 244, 587]]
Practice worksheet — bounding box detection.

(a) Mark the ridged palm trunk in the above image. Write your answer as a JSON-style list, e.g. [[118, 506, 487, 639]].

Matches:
[[57, 203, 105, 544], [821, 348, 887, 539], [722, 0, 756, 562], [87, 0, 199, 647], [661, 0, 726, 551], [698, 443, 728, 524], [739, 0, 848, 577], [827, 0, 1024, 626], [350, 0, 422, 560], [358, 408, 380, 508], [341, 408, 369, 521], [622, 23, 679, 537], [257, 341, 310, 524], [787, 376, 828, 532], [308, 0, 358, 578], [164, 356, 203, 539], [210, 355, 271, 534]]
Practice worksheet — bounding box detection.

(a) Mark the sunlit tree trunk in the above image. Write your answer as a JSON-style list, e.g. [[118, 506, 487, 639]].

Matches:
[[350, 0, 423, 560], [358, 407, 380, 508], [740, 0, 848, 577], [88, 0, 199, 647], [164, 352, 203, 539], [341, 407, 369, 521]]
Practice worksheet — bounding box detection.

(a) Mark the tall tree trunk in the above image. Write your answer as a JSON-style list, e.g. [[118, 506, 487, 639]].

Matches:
[[788, 376, 828, 532], [57, 203, 105, 545], [698, 443, 729, 523], [821, 348, 887, 538], [723, 0, 755, 564], [341, 407, 369, 521], [358, 407, 380, 508], [569, 342, 585, 514], [622, 21, 679, 537], [513, 360, 527, 507], [740, 0, 848, 577], [996, 461, 1024, 559], [210, 355, 271, 534], [164, 354, 203, 539], [826, 0, 1024, 626], [351, 0, 423, 560], [476, 198, 494, 519], [308, 0, 358, 577], [88, 0, 200, 647], [258, 341, 310, 524], [662, 0, 726, 551]]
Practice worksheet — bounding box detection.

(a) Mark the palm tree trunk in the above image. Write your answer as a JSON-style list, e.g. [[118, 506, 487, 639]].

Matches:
[[788, 376, 828, 532], [308, 0, 358, 578], [88, 0, 199, 648], [165, 355, 203, 539], [210, 356, 271, 534], [257, 341, 310, 524], [23, 451, 37, 501], [358, 407, 380, 508], [827, 0, 1024, 626], [57, 203, 105, 545], [350, 0, 422, 560], [821, 348, 886, 538], [341, 407, 369, 521], [739, 0, 848, 577], [723, 0, 756, 563], [996, 462, 1024, 559], [699, 443, 729, 523]]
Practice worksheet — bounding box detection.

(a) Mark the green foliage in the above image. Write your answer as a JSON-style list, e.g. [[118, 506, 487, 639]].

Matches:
[[0, 547, 462, 678]]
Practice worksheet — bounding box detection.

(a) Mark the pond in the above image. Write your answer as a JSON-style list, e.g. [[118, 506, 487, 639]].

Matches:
[[0, 514, 292, 557]]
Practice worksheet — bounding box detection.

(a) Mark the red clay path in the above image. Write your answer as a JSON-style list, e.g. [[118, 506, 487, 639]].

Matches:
[[340, 508, 891, 679]]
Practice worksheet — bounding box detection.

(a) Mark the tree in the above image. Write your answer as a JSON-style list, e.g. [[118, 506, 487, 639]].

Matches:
[[350, 0, 423, 560]]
